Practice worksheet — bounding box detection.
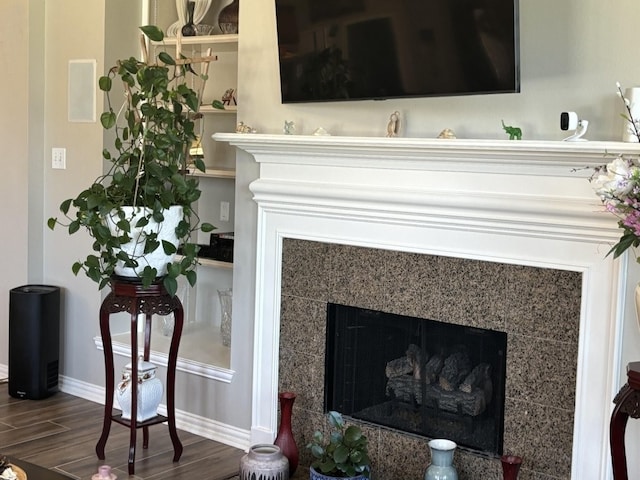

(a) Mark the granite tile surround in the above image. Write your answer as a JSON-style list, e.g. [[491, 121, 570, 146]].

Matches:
[[278, 239, 581, 480]]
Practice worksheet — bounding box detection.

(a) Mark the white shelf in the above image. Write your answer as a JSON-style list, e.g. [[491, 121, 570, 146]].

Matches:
[[176, 254, 233, 269], [200, 105, 237, 114], [155, 34, 238, 50], [199, 258, 233, 269], [95, 330, 233, 382], [189, 167, 236, 179]]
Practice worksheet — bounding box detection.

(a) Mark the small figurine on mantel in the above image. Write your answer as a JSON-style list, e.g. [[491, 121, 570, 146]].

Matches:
[[437, 128, 456, 139], [284, 120, 296, 135], [236, 121, 257, 134], [501, 120, 522, 140], [312, 127, 331, 136], [386, 111, 401, 137]]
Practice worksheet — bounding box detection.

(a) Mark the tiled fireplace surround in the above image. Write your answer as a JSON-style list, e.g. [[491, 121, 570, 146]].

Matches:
[[279, 239, 580, 480], [216, 133, 640, 480]]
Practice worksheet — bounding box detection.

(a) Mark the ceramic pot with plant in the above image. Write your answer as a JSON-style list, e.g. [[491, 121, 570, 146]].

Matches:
[[48, 25, 215, 296], [307, 411, 370, 480]]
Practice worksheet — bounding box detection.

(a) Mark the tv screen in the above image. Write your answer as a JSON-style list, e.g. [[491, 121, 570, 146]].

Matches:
[[275, 0, 520, 103]]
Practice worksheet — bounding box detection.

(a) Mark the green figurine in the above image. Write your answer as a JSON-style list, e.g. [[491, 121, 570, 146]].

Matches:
[[502, 120, 522, 140]]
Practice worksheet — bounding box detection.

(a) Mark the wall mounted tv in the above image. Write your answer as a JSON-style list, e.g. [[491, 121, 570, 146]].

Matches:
[[275, 0, 520, 103]]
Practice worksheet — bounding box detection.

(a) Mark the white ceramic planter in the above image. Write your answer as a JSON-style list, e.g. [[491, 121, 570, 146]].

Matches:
[[105, 206, 183, 278]]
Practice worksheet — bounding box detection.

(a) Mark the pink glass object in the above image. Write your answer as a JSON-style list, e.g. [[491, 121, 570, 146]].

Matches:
[[501, 455, 522, 480], [92, 465, 116, 480]]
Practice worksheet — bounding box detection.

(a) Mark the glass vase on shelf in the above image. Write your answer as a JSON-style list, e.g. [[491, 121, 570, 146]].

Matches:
[[217, 288, 232, 347], [155, 280, 189, 336]]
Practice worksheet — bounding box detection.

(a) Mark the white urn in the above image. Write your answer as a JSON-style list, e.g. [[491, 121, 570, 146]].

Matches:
[[116, 357, 163, 422], [105, 206, 183, 278]]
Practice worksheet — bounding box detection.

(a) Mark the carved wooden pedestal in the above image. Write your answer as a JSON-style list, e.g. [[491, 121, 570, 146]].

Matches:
[[610, 361, 640, 480], [95, 277, 184, 475]]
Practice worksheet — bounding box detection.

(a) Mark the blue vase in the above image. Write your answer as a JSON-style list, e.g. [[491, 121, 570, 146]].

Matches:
[[424, 439, 458, 480], [310, 466, 368, 480]]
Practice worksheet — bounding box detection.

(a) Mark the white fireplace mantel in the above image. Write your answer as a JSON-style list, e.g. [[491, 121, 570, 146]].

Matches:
[[215, 133, 640, 480]]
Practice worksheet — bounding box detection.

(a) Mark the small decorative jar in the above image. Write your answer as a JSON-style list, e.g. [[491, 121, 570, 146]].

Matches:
[[240, 444, 289, 480], [116, 357, 163, 422]]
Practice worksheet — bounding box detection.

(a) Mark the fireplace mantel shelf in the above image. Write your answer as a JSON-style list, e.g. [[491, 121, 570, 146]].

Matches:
[[214, 133, 640, 176], [215, 133, 623, 245]]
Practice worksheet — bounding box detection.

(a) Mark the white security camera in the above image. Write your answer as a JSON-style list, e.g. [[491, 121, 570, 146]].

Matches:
[[560, 111, 588, 141], [560, 112, 579, 131]]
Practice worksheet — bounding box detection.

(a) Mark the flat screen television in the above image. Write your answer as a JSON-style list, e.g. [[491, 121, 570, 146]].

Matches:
[[275, 0, 520, 103]]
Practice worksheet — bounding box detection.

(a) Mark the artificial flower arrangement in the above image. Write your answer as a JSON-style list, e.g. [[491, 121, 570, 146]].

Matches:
[[590, 83, 640, 258]]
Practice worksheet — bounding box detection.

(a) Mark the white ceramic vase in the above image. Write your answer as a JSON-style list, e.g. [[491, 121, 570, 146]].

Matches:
[[116, 358, 163, 422], [622, 87, 640, 142], [105, 206, 183, 278]]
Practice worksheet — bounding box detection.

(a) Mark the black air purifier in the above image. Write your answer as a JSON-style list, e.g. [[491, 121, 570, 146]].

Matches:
[[9, 285, 61, 399]]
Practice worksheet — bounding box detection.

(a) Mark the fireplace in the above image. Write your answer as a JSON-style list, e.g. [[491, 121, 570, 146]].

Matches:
[[326, 304, 507, 455], [214, 133, 638, 480], [278, 240, 581, 478]]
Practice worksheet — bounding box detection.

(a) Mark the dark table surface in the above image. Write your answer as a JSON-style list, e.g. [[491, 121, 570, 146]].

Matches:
[[8, 457, 74, 480]]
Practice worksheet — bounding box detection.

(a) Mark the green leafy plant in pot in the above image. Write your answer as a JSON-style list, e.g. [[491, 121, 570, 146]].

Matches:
[[48, 25, 214, 296], [307, 411, 370, 479]]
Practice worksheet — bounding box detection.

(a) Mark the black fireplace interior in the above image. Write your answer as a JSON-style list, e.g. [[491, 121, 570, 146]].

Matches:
[[325, 303, 507, 455]]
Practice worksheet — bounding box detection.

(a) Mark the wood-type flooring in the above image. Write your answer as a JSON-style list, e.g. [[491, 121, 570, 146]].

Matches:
[[0, 383, 244, 479]]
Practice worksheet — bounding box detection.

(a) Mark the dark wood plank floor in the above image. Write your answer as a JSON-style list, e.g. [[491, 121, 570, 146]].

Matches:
[[0, 383, 244, 479]]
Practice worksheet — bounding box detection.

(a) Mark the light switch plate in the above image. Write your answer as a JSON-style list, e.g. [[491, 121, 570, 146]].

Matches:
[[220, 201, 230, 222], [52, 148, 66, 169]]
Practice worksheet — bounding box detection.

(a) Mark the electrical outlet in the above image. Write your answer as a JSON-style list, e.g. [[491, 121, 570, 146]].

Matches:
[[52, 148, 66, 169], [220, 201, 230, 222]]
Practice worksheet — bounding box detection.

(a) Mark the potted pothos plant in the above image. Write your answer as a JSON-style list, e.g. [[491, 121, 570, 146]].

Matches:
[[307, 411, 370, 480], [48, 25, 214, 296]]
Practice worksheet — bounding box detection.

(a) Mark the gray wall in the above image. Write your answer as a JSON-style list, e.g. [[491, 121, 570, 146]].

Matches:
[[238, 0, 640, 141], [1, 0, 43, 371]]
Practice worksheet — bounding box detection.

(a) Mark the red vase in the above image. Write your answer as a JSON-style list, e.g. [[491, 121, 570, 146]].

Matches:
[[274, 391, 298, 476], [501, 455, 522, 480]]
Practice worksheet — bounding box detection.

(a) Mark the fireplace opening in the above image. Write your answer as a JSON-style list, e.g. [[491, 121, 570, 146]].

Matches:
[[325, 303, 507, 455]]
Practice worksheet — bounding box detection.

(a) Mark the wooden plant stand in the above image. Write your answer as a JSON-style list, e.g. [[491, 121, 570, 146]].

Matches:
[[610, 361, 640, 480], [95, 277, 184, 475]]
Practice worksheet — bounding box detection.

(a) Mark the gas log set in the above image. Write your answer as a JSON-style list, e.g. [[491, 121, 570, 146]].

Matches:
[[385, 344, 493, 417]]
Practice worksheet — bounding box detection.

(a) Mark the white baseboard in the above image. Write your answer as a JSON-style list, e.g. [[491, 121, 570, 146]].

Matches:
[[0, 368, 250, 451], [60, 374, 250, 450], [59, 374, 104, 403]]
